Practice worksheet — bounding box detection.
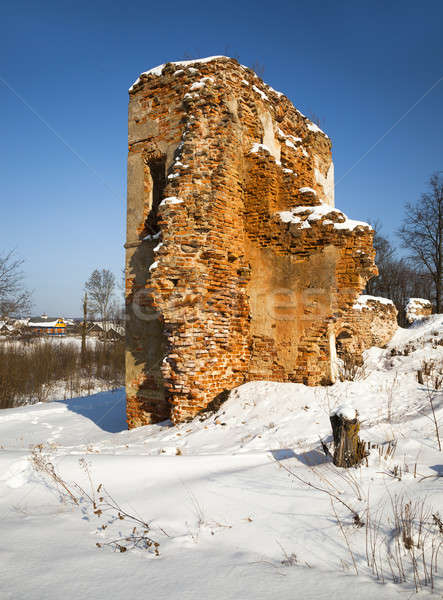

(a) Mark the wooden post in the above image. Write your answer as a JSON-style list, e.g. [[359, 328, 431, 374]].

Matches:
[[330, 405, 366, 467]]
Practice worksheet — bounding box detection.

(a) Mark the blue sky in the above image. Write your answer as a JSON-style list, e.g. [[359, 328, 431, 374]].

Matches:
[[1, 0, 442, 316]]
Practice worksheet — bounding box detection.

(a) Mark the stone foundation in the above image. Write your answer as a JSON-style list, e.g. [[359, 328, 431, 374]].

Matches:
[[125, 56, 377, 426]]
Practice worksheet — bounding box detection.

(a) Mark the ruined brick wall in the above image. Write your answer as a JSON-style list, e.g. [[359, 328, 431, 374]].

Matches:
[[405, 298, 432, 324], [334, 295, 398, 362], [125, 56, 377, 427]]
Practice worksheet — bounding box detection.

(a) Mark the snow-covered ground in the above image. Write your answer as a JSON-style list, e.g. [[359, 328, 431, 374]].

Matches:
[[2, 317, 443, 599]]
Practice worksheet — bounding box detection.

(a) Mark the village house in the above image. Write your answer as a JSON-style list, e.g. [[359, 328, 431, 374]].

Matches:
[[87, 321, 125, 339], [0, 322, 14, 335], [28, 315, 67, 336]]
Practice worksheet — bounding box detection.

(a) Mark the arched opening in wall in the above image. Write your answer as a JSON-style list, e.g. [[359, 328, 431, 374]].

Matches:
[[144, 157, 166, 236]]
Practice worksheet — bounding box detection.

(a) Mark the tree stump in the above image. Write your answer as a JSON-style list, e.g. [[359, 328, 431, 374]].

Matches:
[[330, 405, 366, 467]]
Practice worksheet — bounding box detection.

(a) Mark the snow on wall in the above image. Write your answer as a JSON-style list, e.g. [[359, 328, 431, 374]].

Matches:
[[159, 196, 184, 207], [405, 297, 432, 324], [314, 157, 335, 207], [353, 295, 395, 311], [307, 121, 328, 137], [277, 203, 372, 232], [129, 56, 228, 90], [257, 108, 281, 163]]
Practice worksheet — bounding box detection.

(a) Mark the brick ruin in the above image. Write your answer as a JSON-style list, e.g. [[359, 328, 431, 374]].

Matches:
[[125, 56, 379, 427], [335, 295, 398, 362], [405, 298, 432, 324]]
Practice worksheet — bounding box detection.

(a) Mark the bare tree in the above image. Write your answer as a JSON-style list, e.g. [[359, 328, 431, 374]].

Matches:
[[0, 249, 32, 318], [365, 220, 396, 297], [81, 292, 87, 363], [365, 221, 432, 325], [85, 269, 115, 325], [120, 267, 125, 292], [398, 172, 443, 312]]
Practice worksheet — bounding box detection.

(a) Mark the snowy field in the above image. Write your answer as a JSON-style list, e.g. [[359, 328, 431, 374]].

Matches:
[[2, 317, 443, 599]]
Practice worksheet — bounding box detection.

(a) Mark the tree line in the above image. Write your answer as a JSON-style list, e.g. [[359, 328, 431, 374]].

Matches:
[[366, 172, 442, 326]]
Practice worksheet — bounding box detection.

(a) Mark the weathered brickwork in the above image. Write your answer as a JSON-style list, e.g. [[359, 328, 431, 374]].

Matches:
[[334, 295, 398, 363], [125, 56, 377, 427]]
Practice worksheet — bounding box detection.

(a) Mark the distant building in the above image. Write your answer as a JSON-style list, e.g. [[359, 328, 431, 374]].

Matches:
[[28, 314, 66, 336], [88, 321, 124, 339], [0, 322, 14, 335], [12, 318, 30, 328]]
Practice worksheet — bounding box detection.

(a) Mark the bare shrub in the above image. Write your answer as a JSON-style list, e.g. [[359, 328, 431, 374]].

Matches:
[[31, 443, 79, 505], [277, 541, 298, 567], [417, 359, 443, 391]]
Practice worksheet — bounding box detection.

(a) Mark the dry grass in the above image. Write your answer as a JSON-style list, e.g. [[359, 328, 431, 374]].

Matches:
[[337, 352, 366, 382], [0, 339, 124, 409], [365, 494, 443, 591], [417, 359, 443, 451]]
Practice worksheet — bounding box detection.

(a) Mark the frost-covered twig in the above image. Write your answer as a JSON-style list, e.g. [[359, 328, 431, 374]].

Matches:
[[31, 446, 163, 554], [274, 458, 364, 524], [330, 498, 358, 575], [31, 444, 79, 505]]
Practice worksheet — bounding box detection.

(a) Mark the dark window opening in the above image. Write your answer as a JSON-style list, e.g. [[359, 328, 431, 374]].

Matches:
[[336, 330, 352, 359], [145, 158, 166, 236], [337, 330, 352, 341]]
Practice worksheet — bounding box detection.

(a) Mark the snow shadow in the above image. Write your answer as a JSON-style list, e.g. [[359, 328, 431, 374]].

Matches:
[[270, 449, 296, 461], [56, 388, 127, 433], [293, 448, 331, 466], [270, 448, 330, 465]]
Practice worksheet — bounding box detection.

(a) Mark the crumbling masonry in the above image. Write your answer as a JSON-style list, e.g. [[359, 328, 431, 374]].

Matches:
[[335, 295, 398, 359], [125, 56, 379, 427]]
